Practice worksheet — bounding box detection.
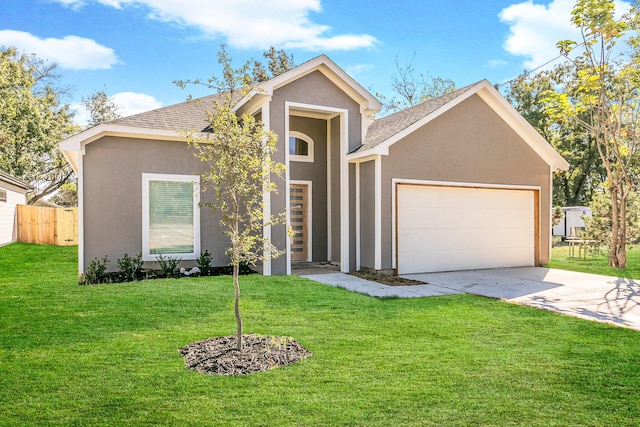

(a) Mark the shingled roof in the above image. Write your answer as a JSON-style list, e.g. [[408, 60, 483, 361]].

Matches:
[[356, 81, 483, 153], [106, 93, 228, 132]]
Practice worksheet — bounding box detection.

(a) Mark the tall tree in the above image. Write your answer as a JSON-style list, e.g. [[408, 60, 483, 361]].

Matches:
[[81, 89, 122, 127], [177, 46, 288, 351], [544, 0, 640, 268], [0, 47, 79, 204], [380, 55, 457, 114], [504, 64, 605, 206]]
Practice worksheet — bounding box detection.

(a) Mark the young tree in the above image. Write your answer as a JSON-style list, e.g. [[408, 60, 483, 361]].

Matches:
[[81, 89, 122, 127], [0, 47, 79, 204], [543, 0, 640, 268], [178, 46, 287, 351]]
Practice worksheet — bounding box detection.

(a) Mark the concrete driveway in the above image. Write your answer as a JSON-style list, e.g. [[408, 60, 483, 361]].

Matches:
[[406, 267, 640, 330], [302, 267, 640, 330]]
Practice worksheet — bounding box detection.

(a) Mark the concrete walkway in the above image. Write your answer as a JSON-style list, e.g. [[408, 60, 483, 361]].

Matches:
[[301, 267, 640, 331]]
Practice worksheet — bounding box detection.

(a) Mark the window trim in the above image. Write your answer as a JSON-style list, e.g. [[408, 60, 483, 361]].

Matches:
[[289, 131, 314, 163], [0, 189, 6, 203], [141, 173, 200, 262]]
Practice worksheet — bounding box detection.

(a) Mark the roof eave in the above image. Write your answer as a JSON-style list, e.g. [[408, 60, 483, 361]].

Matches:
[[234, 55, 382, 114], [59, 124, 188, 174]]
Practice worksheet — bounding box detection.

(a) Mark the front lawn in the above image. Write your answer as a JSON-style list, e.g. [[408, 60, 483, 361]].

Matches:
[[2, 243, 640, 426], [550, 244, 640, 278]]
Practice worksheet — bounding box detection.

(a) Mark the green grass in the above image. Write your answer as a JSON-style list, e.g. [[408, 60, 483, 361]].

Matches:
[[2, 243, 640, 426], [550, 244, 640, 279]]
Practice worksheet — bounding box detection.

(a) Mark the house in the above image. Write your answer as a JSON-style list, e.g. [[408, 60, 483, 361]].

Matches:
[[59, 55, 569, 276], [552, 206, 592, 238], [0, 170, 33, 245]]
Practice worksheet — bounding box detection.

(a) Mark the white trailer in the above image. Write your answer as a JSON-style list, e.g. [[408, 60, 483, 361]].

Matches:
[[552, 206, 592, 238]]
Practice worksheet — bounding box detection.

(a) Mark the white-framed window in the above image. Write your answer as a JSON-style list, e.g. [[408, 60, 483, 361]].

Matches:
[[142, 173, 200, 261], [289, 131, 314, 162]]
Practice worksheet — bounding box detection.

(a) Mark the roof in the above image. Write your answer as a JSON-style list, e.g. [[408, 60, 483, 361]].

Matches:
[[352, 80, 569, 171], [0, 169, 33, 191], [359, 82, 480, 152], [59, 55, 382, 174], [106, 93, 225, 132]]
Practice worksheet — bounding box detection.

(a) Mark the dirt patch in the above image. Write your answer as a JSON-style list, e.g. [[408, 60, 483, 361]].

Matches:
[[179, 334, 312, 376], [348, 271, 427, 286]]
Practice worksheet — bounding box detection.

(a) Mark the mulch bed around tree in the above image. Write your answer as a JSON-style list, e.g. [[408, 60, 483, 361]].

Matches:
[[179, 334, 313, 376], [348, 271, 427, 286]]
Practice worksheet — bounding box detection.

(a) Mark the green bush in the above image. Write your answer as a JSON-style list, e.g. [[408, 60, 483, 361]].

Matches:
[[117, 252, 144, 282], [196, 250, 213, 275], [156, 254, 181, 278], [79, 255, 110, 285]]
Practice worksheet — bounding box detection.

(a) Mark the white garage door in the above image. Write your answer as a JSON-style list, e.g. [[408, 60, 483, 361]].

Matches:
[[397, 185, 536, 274]]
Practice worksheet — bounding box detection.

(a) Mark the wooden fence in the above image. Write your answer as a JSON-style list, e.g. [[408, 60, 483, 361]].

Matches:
[[16, 205, 78, 246]]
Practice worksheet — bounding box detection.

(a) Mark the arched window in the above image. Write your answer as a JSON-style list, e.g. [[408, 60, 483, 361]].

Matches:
[[289, 131, 314, 162]]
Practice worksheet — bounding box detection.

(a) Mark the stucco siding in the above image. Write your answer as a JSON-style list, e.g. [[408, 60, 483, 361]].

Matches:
[[381, 93, 552, 270], [0, 182, 28, 245], [272, 70, 363, 152], [82, 136, 227, 272], [358, 160, 376, 269]]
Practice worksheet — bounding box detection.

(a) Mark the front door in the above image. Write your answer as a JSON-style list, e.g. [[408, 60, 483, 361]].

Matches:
[[290, 184, 309, 261]]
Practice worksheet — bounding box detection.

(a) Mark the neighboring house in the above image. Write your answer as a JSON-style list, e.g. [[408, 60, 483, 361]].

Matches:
[[552, 206, 592, 238], [59, 55, 569, 276], [0, 170, 33, 245]]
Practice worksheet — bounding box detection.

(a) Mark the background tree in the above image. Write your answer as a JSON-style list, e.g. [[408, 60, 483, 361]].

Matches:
[[178, 46, 288, 351], [504, 64, 605, 206], [49, 181, 78, 207], [81, 89, 122, 127], [0, 47, 79, 205], [252, 46, 295, 83], [543, 0, 640, 268], [379, 55, 457, 114]]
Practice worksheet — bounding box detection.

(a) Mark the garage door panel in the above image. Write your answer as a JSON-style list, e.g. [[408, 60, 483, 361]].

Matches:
[[397, 185, 536, 274], [400, 247, 533, 273], [400, 227, 532, 252]]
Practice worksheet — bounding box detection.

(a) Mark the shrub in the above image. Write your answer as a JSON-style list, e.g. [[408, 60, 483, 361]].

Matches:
[[117, 252, 144, 282], [196, 250, 213, 275], [80, 255, 110, 285], [156, 254, 182, 278]]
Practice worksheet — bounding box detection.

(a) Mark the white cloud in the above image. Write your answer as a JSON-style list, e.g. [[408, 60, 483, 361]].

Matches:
[[111, 92, 163, 116], [486, 59, 509, 68], [344, 63, 375, 75], [0, 30, 119, 70], [54, 0, 378, 51], [72, 92, 162, 126], [499, 0, 631, 71]]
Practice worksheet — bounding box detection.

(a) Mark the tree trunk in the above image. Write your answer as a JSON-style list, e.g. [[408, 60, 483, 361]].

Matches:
[[609, 182, 627, 269], [234, 263, 243, 351]]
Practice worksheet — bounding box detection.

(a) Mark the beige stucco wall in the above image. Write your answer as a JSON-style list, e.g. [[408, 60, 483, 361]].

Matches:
[[82, 136, 227, 272], [358, 160, 376, 269], [379, 93, 552, 270]]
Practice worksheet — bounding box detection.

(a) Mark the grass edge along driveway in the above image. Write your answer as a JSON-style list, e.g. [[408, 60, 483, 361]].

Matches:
[[1, 243, 640, 426]]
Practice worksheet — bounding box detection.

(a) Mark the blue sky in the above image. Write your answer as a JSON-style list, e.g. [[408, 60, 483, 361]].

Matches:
[[0, 0, 631, 122]]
